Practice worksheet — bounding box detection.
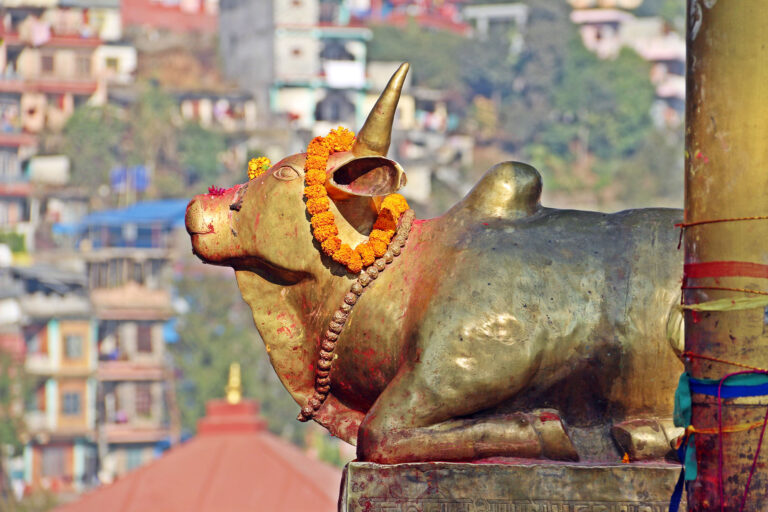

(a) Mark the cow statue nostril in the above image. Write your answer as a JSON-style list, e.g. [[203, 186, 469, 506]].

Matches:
[[185, 198, 213, 235]]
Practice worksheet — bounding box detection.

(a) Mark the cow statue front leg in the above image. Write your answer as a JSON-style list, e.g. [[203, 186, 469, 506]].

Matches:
[[356, 347, 578, 463]]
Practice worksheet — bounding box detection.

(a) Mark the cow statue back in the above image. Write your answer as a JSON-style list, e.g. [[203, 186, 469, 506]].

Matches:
[[186, 63, 684, 463]]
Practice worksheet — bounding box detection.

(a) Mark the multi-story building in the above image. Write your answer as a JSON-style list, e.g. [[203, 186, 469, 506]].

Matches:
[[219, 0, 371, 130], [121, 0, 218, 35], [570, 8, 685, 125], [351, 0, 471, 34], [74, 200, 187, 480], [12, 265, 99, 493], [0, 1, 134, 253]]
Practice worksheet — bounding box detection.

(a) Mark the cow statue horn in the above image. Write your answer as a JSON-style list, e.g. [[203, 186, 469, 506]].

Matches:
[[352, 62, 409, 157]]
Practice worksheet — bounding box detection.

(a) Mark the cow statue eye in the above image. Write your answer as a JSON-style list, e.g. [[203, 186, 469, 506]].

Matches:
[[273, 165, 302, 181]]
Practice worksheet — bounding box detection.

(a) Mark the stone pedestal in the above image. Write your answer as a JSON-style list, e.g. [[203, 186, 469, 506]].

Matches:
[[339, 461, 683, 512]]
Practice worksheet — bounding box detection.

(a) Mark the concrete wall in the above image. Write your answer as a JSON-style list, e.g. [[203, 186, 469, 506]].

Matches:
[[219, 0, 274, 118]]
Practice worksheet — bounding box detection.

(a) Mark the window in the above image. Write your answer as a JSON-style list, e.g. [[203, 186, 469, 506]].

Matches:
[[105, 57, 119, 71], [65, 335, 83, 359], [132, 262, 144, 284], [137, 323, 153, 353], [62, 392, 81, 415], [41, 54, 54, 74], [135, 382, 152, 417], [41, 446, 66, 478], [125, 447, 144, 471], [76, 55, 91, 76], [24, 325, 47, 355]]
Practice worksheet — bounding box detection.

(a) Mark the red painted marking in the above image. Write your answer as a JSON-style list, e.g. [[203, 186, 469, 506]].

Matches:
[[482, 222, 489, 226], [685, 261, 768, 280], [538, 412, 561, 422], [695, 151, 710, 164], [276, 326, 293, 336]]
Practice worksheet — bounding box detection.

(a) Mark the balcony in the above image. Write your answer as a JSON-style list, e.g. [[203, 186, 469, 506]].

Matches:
[[97, 361, 165, 381], [91, 283, 173, 320], [25, 410, 51, 433], [26, 354, 55, 375], [0, 132, 37, 148], [0, 78, 98, 96], [101, 423, 169, 444]]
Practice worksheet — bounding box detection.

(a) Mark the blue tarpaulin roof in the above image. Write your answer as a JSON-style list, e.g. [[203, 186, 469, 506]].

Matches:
[[63, 199, 190, 232]]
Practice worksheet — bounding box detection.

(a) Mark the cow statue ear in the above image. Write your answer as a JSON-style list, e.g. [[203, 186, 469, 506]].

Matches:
[[326, 155, 407, 199]]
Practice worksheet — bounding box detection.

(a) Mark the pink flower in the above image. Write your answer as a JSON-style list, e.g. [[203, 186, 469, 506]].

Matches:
[[208, 185, 226, 196]]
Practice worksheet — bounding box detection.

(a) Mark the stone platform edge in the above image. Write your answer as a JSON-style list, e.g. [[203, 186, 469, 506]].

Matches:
[[339, 461, 684, 512]]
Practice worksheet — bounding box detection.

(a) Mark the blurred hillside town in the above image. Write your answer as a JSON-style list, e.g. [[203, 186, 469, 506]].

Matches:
[[0, 0, 685, 509]]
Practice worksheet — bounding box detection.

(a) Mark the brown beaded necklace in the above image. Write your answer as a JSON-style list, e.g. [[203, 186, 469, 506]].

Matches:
[[297, 209, 415, 422]]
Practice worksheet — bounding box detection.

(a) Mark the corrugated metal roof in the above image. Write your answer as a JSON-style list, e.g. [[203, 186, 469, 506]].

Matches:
[[73, 199, 190, 229]]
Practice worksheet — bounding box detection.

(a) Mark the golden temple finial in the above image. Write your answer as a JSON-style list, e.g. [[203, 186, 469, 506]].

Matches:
[[226, 362, 242, 405]]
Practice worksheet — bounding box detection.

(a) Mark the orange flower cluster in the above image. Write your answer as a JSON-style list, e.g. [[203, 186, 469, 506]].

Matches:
[[248, 157, 271, 180], [303, 127, 409, 274]]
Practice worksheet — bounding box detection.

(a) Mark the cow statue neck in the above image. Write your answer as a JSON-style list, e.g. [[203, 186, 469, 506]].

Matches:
[[186, 63, 684, 465]]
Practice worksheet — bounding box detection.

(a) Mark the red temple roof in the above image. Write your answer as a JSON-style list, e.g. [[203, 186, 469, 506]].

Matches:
[[54, 400, 342, 512]]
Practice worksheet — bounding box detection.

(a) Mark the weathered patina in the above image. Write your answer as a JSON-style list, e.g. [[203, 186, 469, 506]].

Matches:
[[186, 64, 684, 464]]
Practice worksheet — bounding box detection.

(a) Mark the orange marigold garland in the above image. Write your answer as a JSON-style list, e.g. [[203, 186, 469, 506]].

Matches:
[[304, 127, 409, 274]]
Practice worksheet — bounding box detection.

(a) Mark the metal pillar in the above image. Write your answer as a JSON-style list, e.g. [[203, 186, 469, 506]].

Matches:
[[685, 1, 768, 510]]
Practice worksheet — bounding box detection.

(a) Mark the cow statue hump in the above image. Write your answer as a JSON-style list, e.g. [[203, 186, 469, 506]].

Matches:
[[186, 63, 684, 464]]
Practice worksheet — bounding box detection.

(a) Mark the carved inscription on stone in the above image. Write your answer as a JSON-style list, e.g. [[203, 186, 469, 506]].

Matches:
[[341, 462, 683, 512], [357, 499, 670, 512]]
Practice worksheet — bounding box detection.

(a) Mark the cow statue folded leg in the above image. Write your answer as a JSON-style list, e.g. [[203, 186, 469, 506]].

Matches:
[[186, 63, 684, 464]]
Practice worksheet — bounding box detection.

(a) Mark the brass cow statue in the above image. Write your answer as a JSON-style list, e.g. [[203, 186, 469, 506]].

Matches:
[[186, 64, 684, 463]]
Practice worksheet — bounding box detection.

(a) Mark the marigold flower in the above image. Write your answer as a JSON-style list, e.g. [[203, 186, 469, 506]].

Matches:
[[347, 252, 363, 274], [325, 127, 355, 152], [369, 229, 394, 245], [355, 243, 375, 266], [304, 185, 326, 199], [332, 244, 354, 265], [311, 211, 335, 229], [370, 239, 388, 257], [381, 194, 409, 217], [313, 224, 338, 242], [305, 154, 327, 171], [321, 237, 341, 256], [306, 197, 330, 215], [373, 211, 398, 232], [248, 157, 271, 180], [305, 169, 327, 187]]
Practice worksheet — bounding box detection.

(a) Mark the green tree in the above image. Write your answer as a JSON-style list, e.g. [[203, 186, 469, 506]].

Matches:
[[497, 0, 574, 147], [368, 21, 465, 90], [61, 105, 126, 193], [178, 123, 226, 185], [0, 351, 30, 510], [172, 273, 309, 446], [544, 44, 655, 161]]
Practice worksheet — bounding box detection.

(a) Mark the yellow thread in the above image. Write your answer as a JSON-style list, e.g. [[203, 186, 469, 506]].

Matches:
[[682, 296, 768, 312], [686, 421, 766, 435]]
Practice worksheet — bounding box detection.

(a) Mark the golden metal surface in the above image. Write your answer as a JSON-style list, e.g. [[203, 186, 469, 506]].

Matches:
[[340, 461, 685, 512], [685, 1, 768, 509], [351, 62, 409, 157], [186, 65, 684, 464], [226, 362, 242, 405]]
